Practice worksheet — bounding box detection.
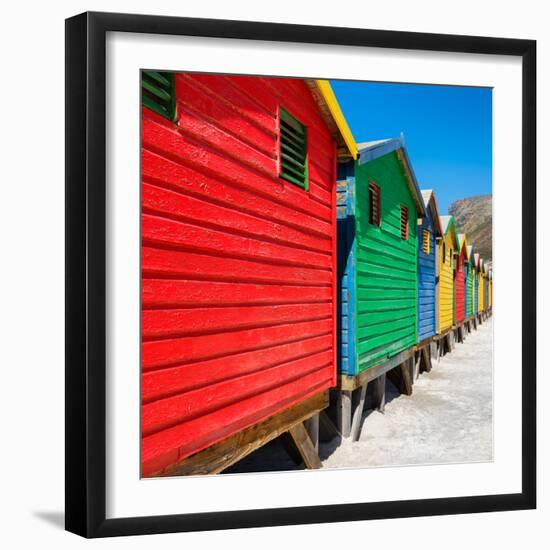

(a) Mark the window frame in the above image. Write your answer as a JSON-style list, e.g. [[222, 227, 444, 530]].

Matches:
[[423, 229, 430, 254], [368, 180, 381, 227], [400, 205, 409, 240]]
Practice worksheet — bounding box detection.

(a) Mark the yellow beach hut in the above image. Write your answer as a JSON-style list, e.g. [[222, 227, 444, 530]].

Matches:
[[438, 215, 459, 335]]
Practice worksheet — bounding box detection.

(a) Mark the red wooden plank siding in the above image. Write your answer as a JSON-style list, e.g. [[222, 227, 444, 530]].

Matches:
[[455, 254, 465, 323], [141, 74, 338, 477]]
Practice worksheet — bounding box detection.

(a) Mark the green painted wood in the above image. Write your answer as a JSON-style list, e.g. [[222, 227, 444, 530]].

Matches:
[[141, 71, 176, 121], [354, 152, 418, 372], [279, 107, 308, 190]]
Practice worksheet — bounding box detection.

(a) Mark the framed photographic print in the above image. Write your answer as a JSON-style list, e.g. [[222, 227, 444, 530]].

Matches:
[[65, 11, 536, 538]]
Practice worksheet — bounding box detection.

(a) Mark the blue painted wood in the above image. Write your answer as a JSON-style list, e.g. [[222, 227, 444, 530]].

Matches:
[[417, 206, 436, 342], [336, 161, 357, 375], [474, 274, 479, 313]]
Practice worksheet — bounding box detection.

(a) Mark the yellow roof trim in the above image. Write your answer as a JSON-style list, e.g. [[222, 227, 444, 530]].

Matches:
[[308, 80, 358, 160]]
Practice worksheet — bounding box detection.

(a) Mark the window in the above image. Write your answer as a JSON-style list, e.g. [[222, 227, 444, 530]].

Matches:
[[141, 71, 176, 121], [400, 206, 409, 240], [423, 229, 430, 254], [279, 107, 308, 190], [368, 181, 381, 226], [442, 243, 446, 263]]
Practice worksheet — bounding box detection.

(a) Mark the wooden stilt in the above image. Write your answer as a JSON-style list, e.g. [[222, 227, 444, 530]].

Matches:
[[414, 351, 422, 378], [421, 346, 432, 373], [305, 414, 320, 453], [400, 362, 413, 396], [374, 373, 386, 413], [288, 423, 322, 469], [281, 431, 305, 465], [408, 356, 416, 384], [350, 382, 368, 442], [337, 390, 352, 438]]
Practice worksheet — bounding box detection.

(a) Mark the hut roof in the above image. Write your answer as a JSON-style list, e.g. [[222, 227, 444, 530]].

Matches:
[[474, 253, 481, 269], [357, 136, 426, 217], [467, 245, 475, 264], [305, 80, 357, 161], [440, 215, 460, 249], [420, 189, 443, 236], [458, 233, 469, 258]]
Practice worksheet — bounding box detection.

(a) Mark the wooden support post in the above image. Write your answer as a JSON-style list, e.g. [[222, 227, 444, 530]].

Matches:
[[421, 346, 432, 373], [374, 373, 386, 413], [400, 361, 413, 396], [414, 351, 422, 378], [305, 414, 319, 453], [447, 332, 453, 352], [288, 423, 322, 469], [337, 390, 352, 439], [408, 356, 416, 384], [350, 382, 368, 442], [165, 391, 328, 476], [281, 432, 305, 466], [319, 410, 339, 442]]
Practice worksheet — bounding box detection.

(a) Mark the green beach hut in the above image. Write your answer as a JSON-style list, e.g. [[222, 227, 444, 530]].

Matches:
[[336, 136, 425, 437]]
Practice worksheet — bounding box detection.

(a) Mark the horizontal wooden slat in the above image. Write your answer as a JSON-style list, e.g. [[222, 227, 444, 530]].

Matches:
[[174, 76, 276, 156], [142, 317, 333, 370], [142, 214, 330, 269], [142, 117, 332, 221], [142, 303, 332, 339], [142, 333, 333, 402], [142, 368, 332, 476], [142, 279, 332, 309], [142, 148, 332, 238], [142, 246, 331, 286], [142, 183, 331, 254], [142, 349, 332, 434]]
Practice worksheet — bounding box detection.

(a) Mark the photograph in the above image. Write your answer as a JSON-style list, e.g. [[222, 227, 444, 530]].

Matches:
[[140, 71, 494, 478]]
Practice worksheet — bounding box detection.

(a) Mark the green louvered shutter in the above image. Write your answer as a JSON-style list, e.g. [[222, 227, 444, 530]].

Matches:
[[279, 107, 308, 190], [141, 70, 176, 121]]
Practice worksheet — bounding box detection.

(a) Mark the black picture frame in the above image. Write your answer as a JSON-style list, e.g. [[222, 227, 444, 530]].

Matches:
[[65, 11, 536, 538]]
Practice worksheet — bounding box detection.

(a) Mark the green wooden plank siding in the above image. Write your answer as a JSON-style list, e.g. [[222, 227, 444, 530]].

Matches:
[[354, 152, 418, 372]]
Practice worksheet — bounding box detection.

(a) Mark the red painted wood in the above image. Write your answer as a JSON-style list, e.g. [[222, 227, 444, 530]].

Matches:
[[142, 333, 333, 402], [142, 368, 332, 476], [142, 112, 333, 220], [142, 182, 331, 253], [142, 246, 332, 286], [143, 318, 333, 371], [141, 148, 332, 237], [141, 74, 337, 475], [142, 349, 333, 435], [455, 253, 465, 323], [142, 303, 331, 339]]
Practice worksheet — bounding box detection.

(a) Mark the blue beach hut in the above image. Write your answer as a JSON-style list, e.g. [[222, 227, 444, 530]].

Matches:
[[417, 190, 443, 345]]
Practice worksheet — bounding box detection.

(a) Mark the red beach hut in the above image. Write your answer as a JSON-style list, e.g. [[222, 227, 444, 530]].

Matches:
[[455, 234, 468, 326], [140, 72, 357, 476]]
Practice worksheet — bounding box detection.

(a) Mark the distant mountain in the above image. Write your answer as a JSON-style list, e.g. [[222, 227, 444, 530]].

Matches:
[[448, 194, 492, 261]]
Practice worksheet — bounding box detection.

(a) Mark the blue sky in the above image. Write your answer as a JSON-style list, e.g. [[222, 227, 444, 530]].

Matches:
[[330, 80, 492, 215]]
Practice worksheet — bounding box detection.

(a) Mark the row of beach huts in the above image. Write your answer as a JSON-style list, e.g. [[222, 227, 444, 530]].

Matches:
[[141, 72, 493, 476]]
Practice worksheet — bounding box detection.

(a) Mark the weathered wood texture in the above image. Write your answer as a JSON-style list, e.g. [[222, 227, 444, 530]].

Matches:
[[141, 74, 338, 477], [159, 391, 328, 476], [337, 347, 414, 391]]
